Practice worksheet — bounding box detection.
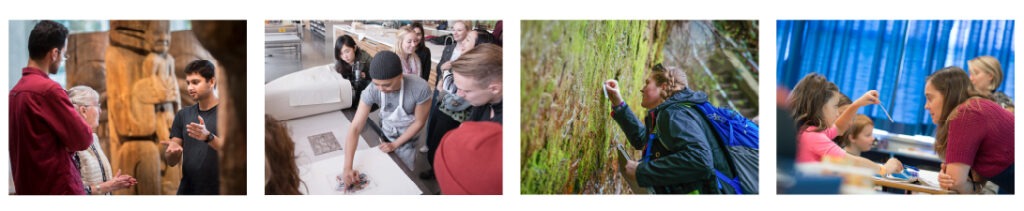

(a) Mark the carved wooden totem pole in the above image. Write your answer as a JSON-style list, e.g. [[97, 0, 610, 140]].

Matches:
[[66, 32, 110, 154], [106, 20, 182, 195]]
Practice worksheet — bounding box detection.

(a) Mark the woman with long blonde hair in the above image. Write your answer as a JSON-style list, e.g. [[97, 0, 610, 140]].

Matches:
[[395, 26, 423, 77], [967, 56, 1013, 112]]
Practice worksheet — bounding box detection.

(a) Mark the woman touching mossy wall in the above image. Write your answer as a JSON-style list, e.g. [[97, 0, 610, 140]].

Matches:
[[521, 20, 759, 194]]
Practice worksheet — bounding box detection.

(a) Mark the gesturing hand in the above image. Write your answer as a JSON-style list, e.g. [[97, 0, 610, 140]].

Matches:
[[187, 115, 211, 141], [109, 169, 138, 190], [161, 140, 183, 156]]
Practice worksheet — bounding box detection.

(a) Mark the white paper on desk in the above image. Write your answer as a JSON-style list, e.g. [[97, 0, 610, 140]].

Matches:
[[266, 65, 354, 120], [916, 170, 941, 188], [286, 111, 369, 166], [287, 111, 420, 195], [297, 147, 422, 195]]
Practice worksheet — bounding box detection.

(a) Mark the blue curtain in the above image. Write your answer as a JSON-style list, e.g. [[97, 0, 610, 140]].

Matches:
[[777, 20, 1015, 136]]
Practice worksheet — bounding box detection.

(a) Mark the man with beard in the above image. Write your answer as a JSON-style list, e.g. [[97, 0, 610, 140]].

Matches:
[[10, 20, 94, 195]]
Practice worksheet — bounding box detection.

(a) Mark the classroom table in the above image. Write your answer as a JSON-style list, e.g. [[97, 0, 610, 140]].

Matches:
[[863, 149, 943, 172], [872, 169, 952, 194]]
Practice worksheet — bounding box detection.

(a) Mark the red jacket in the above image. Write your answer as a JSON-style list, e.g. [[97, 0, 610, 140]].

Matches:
[[9, 67, 93, 195]]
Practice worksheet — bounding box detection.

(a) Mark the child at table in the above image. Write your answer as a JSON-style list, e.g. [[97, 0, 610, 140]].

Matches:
[[838, 115, 875, 157], [788, 73, 902, 175]]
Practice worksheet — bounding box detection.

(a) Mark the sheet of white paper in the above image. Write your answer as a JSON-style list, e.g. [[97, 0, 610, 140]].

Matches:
[[286, 65, 343, 106], [286, 111, 421, 195], [916, 169, 941, 188], [266, 64, 354, 120], [297, 147, 421, 195]]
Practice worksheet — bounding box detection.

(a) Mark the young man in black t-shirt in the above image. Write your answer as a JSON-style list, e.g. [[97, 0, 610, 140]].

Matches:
[[161, 60, 221, 195]]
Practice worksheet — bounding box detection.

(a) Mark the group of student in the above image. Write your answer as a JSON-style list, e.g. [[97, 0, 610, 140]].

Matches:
[[265, 20, 504, 195], [787, 56, 1014, 194], [9, 20, 225, 195]]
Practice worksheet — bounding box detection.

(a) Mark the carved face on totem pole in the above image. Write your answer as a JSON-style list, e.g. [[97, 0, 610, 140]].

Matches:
[[147, 22, 171, 55]]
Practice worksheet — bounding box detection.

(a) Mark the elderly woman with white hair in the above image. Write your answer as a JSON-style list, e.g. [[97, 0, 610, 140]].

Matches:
[[68, 86, 137, 195]]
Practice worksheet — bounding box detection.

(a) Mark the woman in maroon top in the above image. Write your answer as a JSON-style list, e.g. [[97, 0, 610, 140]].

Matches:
[[925, 67, 1014, 194]]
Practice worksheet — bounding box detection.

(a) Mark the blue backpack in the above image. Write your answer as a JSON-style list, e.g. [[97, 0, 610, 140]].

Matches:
[[685, 102, 759, 194]]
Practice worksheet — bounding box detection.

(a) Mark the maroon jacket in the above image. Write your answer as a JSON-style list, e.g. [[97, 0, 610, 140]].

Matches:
[[9, 67, 93, 195]]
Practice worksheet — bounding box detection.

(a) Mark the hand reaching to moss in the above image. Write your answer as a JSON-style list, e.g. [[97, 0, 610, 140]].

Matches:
[[604, 79, 623, 106]]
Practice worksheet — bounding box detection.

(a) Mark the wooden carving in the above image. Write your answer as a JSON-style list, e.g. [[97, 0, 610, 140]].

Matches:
[[66, 32, 111, 156], [106, 20, 182, 195]]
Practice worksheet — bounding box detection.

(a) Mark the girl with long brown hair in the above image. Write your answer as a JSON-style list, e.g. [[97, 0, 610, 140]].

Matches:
[[927, 67, 1014, 194]]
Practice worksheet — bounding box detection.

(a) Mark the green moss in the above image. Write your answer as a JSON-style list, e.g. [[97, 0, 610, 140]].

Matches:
[[521, 20, 666, 194]]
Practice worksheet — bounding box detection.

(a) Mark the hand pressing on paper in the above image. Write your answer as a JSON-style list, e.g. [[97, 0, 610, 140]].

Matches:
[[604, 79, 623, 106], [343, 169, 361, 187], [187, 115, 211, 142]]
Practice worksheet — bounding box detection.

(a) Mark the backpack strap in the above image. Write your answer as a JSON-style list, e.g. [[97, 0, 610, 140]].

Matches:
[[680, 102, 746, 194], [714, 169, 743, 194], [642, 110, 657, 163], [642, 133, 655, 163]]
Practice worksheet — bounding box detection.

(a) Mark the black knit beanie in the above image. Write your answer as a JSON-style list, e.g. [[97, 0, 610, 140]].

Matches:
[[369, 51, 403, 80]]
